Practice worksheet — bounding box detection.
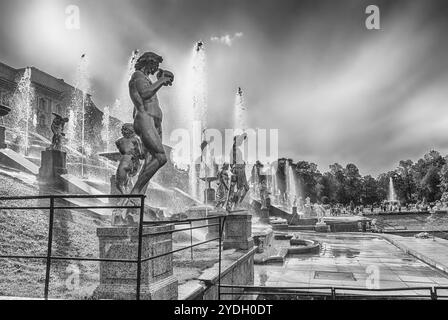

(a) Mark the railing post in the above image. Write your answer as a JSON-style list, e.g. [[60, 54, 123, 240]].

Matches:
[[44, 196, 55, 300], [217, 216, 225, 300], [431, 287, 437, 300], [331, 287, 336, 300], [136, 195, 145, 301], [190, 221, 193, 261]]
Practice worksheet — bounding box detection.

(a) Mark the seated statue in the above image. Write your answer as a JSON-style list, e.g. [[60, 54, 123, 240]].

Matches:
[[48, 113, 69, 151]]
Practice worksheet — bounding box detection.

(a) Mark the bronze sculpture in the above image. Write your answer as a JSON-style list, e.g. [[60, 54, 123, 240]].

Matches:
[[48, 112, 69, 151], [115, 123, 144, 194], [226, 133, 249, 211], [128, 52, 174, 196]]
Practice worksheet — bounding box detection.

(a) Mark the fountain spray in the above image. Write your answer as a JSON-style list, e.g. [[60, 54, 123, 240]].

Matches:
[[10, 67, 35, 156], [388, 176, 397, 202], [71, 53, 90, 177], [188, 41, 208, 200], [234, 87, 247, 132]]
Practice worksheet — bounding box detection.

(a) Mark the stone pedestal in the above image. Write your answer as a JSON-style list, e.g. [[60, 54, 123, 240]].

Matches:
[[94, 225, 178, 300], [38, 149, 68, 190], [315, 222, 329, 233], [223, 210, 254, 250], [204, 188, 216, 205], [206, 209, 226, 240], [0, 126, 7, 149], [259, 207, 270, 224]]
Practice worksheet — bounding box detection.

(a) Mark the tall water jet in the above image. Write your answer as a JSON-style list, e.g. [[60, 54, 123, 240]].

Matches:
[[388, 176, 397, 202], [234, 87, 247, 132], [69, 54, 91, 177], [188, 41, 207, 200], [113, 50, 140, 123], [9, 67, 35, 155], [101, 106, 111, 153], [270, 163, 278, 203]]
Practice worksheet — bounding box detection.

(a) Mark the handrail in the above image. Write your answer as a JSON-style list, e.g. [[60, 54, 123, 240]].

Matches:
[[0, 194, 226, 300], [218, 284, 446, 300]]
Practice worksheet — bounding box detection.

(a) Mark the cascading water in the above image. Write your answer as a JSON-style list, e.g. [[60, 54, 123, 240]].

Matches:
[[388, 177, 397, 202], [9, 67, 35, 156]]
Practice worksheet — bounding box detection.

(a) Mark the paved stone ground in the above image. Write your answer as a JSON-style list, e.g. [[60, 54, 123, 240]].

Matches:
[[381, 234, 448, 275], [255, 233, 448, 297]]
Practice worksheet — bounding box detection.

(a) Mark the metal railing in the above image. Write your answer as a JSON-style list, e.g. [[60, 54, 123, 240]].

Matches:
[[218, 284, 448, 300], [0, 194, 226, 300]]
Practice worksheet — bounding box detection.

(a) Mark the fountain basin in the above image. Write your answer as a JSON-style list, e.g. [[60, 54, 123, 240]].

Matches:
[[288, 238, 320, 254]]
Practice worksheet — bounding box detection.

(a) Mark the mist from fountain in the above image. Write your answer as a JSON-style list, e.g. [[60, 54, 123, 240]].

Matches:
[[388, 176, 397, 202], [9, 67, 35, 156]]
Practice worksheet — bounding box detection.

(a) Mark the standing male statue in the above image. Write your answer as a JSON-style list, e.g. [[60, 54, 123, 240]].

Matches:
[[128, 52, 174, 196]]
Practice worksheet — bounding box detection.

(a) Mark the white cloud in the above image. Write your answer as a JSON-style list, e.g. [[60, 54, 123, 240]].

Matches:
[[211, 32, 243, 46]]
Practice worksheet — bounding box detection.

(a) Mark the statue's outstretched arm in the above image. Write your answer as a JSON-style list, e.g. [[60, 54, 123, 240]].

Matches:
[[134, 73, 170, 100]]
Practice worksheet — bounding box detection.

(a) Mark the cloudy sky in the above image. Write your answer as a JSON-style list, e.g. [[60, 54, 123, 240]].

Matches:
[[0, 0, 447, 176]]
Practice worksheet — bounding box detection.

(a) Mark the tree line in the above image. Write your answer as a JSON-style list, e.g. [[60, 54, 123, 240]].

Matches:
[[275, 150, 448, 205]]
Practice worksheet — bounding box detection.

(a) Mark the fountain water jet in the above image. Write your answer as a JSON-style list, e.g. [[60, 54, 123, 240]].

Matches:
[[112, 50, 140, 123], [68, 54, 91, 177], [285, 161, 298, 208], [188, 41, 208, 200], [101, 106, 111, 153], [388, 177, 397, 202], [9, 67, 35, 156], [234, 87, 247, 132]]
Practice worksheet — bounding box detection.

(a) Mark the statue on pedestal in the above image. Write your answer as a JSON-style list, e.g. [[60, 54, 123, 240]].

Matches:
[[48, 113, 69, 151], [226, 133, 249, 211]]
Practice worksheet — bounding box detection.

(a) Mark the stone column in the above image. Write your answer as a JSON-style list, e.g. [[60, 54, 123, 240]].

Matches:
[[94, 225, 178, 300], [223, 210, 254, 250]]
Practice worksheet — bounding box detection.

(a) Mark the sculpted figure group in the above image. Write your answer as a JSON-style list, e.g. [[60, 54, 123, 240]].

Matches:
[[112, 51, 174, 225], [111, 50, 252, 224]]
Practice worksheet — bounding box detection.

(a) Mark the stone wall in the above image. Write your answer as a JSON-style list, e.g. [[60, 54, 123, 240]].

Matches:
[[187, 248, 256, 300]]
